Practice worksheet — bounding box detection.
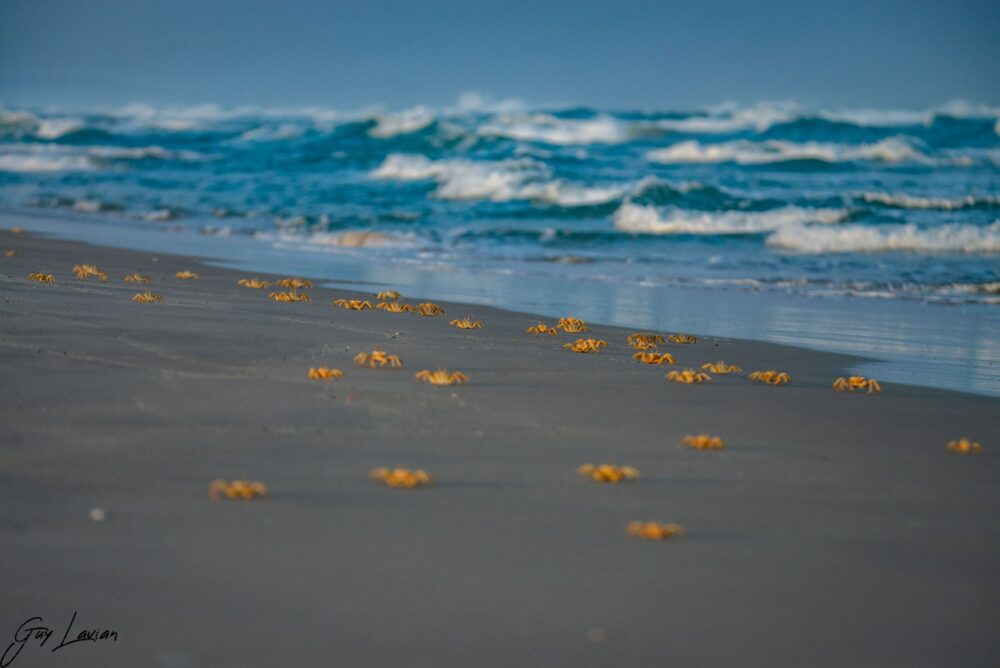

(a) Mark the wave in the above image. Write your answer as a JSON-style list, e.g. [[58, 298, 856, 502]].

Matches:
[[647, 137, 929, 165], [657, 102, 798, 134], [0, 148, 94, 172], [613, 202, 848, 235], [368, 107, 435, 138], [857, 191, 1000, 210], [370, 153, 627, 205], [767, 221, 1000, 253], [478, 113, 628, 145]]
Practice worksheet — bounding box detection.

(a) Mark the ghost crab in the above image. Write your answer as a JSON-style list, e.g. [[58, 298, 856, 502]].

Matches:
[[526, 323, 558, 336], [666, 368, 712, 384], [26, 272, 55, 283], [627, 333, 665, 350], [633, 352, 675, 365], [73, 264, 107, 281], [132, 292, 164, 303], [308, 367, 344, 380], [947, 438, 983, 455], [557, 317, 590, 333], [833, 376, 881, 393], [576, 463, 639, 483], [369, 467, 432, 488], [415, 369, 469, 385], [627, 521, 686, 541], [124, 273, 151, 284], [209, 479, 268, 500], [682, 434, 725, 450], [376, 290, 400, 300], [333, 299, 373, 311], [269, 291, 311, 302], [238, 278, 270, 289], [175, 270, 198, 280], [276, 277, 313, 289], [377, 301, 414, 313], [667, 334, 697, 344], [702, 361, 741, 374], [415, 302, 446, 317], [749, 370, 791, 385], [450, 317, 483, 330], [564, 338, 608, 353], [354, 350, 403, 368]]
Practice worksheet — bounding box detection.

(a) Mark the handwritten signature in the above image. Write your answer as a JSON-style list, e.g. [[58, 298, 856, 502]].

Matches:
[[1, 613, 117, 667]]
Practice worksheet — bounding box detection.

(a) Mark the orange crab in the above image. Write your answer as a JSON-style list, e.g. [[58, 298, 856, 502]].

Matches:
[[666, 368, 712, 384], [238, 278, 270, 289], [702, 361, 741, 374], [376, 301, 414, 313], [333, 299, 373, 311], [175, 270, 198, 280], [450, 317, 483, 330], [833, 376, 881, 393], [72, 263, 107, 281], [557, 317, 590, 333], [268, 290, 311, 302], [132, 291, 164, 303], [627, 333, 666, 349], [124, 273, 151, 284], [576, 463, 639, 483], [627, 521, 685, 541], [415, 302, 446, 317], [26, 272, 55, 283], [376, 290, 400, 300], [564, 338, 608, 353], [947, 438, 983, 455], [276, 277, 313, 289], [308, 367, 344, 380], [749, 370, 791, 385], [526, 323, 558, 336], [633, 352, 675, 365], [3, 250, 17, 257], [354, 350, 403, 368], [682, 434, 725, 450], [9, 227, 24, 234], [667, 334, 697, 344], [209, 479, 268, 500], [369, 467, 433, 489], [415, 369, 469, 385]]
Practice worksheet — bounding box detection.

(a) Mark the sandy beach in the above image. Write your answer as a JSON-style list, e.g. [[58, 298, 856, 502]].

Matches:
[[1, 227, 998, 667]]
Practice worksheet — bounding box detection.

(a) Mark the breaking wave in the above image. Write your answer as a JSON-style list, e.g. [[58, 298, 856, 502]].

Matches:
[[613, 202, 849, 235], [768, 221, 1000, 253], [857, 191, 1000, 210], [647, 137, 929, 165]]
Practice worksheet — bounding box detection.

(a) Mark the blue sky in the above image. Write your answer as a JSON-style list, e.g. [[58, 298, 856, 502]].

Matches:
[[2, 0, 998, 111]]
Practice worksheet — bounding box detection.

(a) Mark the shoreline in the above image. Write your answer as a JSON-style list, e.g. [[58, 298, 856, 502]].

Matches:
[[1, 228, 998, 666], [3, 206, 999, 398]]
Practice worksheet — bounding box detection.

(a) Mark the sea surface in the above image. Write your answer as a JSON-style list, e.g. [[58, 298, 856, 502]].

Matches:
[[1, 100, 998, 394]]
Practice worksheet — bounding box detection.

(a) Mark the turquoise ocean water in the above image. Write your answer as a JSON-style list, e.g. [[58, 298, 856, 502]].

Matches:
[[1, 101, 998, 394]]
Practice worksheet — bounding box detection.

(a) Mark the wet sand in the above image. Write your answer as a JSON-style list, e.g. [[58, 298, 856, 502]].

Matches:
[[1, 228, 998, 667]]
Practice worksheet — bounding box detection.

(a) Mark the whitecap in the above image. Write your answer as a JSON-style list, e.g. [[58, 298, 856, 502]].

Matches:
[[857, 191, 1000, 210], [612, 202, 848, 235], [368, 106, 435, 138], [767, 221, 1000, 253], [646, 137, 927, 165], [478, 113, 628, 145]]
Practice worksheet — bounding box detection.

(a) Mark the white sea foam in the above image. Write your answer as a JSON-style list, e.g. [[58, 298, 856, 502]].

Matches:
[[647, 137, 927, 165], [35, 118, 86, 139], [658, 102, 798, 134], [368, 107, 435, 138], [767, 221, 1000, 253], [0, 146, 94, 172], [478, 113, 628, 145], [371, 153, 625, 205], [858, 191, 1000, 210], [613, 202, 848, 235]]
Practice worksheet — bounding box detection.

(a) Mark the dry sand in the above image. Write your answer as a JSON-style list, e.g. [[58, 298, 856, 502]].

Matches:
[[1, 229, 998, 667]]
